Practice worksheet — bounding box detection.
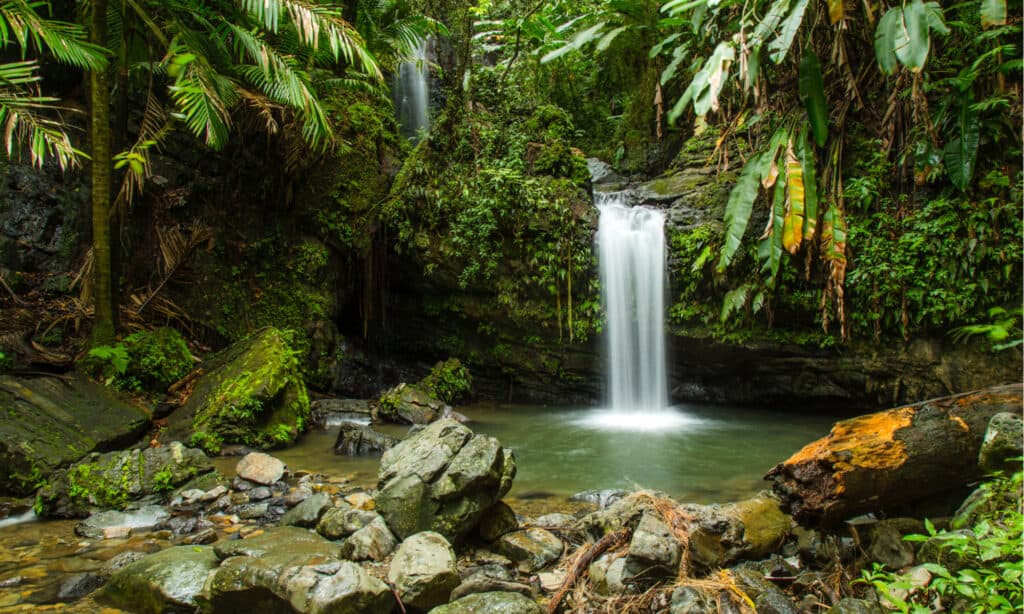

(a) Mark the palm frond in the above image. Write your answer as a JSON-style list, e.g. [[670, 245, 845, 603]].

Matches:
[[236, 0, 382, 79], [113, 89, 172, 215], [0, 60, 82, 169], [165, 41, 238, 149], [0, 0, 108, 70]]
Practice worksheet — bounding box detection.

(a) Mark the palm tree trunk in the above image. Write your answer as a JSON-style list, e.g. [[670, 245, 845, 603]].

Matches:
[[90, 0, 116, 344]]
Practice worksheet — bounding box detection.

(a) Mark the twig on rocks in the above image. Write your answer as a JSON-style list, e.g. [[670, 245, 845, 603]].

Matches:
[[546, 526, 632, 614]]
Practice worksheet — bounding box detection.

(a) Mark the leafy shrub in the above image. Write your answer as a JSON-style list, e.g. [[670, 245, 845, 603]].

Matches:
[[82, 327, 193, 392], [419, 358, 472, 404], [858, 471, 1023, 613]]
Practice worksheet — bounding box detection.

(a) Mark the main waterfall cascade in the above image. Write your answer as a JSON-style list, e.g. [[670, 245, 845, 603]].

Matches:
[[394, 38, 430, 141], [596, 193, 668, 411], [586, 192, 701, 431]]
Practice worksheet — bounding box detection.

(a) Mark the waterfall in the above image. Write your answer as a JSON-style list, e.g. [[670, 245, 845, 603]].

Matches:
[[394, 38, 430, 141], [596, 192, 668, 412]]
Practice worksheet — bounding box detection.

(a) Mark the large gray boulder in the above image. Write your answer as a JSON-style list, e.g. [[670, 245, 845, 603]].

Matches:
[[0, 375, 149, 496], [39, 441, 213, 518], [376, 419, 516, 541], [100, 545, 219, 613], [388, 531, 459, 610], [203, 526, 392, 613]]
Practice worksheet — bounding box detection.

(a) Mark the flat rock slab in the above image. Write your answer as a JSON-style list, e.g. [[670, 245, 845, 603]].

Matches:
[[236, 452, 285, 485], [0, 376, 149, 495], [496, 528, 562, 572]]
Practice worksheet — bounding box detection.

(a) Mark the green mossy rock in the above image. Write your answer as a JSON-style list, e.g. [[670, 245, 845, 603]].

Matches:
[[38, 441, 213, 518], [0, 375, 150, 496], [100, 545, 219, 613], [165, 328, 310, 454], [377, 382, 447, 425]]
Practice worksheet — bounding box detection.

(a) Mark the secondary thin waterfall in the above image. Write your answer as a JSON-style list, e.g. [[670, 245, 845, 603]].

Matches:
[[596, 193, 668, 411], [394, 38, 430, 140]]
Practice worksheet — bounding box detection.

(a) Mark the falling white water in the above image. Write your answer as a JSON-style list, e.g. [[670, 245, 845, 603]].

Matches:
[[394, 38, 430, 141], [596, 192, 669, 414]]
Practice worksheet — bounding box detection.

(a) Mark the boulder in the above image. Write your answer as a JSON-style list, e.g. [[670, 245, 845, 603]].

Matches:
[[39, 441, 213, 518], [429, 591, 543, 614], [100, 546, 219, 613], [316, 505, 378, 540], [978, 412, 1022, 474], [334, 422, 398, 456], [235, 452, 286, 485], [478, 501, 518, 541], [376, 383, 447, 425], [670, 586, 714, 613], [627, 512, 680, 572], [280, 492, 332, 528], [388, 531, 460, 610], [164, 327, 310, 454], [495, 529, 563, 572], [684, 494, 791, 570], [0, 375, 149, 496], [376, 419, 516, 541], [339, 516, 397, 561], [202, 527, 393, 612]]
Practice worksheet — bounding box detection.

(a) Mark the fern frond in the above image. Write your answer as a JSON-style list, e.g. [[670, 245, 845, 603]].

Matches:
[[0, 0, 108, 70]]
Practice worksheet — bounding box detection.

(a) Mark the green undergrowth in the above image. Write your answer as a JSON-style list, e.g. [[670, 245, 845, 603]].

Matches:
[[419, 358, 473, 404], [83, 327, 193, 392]]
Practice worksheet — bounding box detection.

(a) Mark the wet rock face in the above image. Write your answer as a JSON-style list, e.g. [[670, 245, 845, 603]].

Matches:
[[375, 382, 448, 425], [333, 422, 398, 456], [0, 161, 87, 273], [0, 375, 151, 497], [375, 419, 516, 541]]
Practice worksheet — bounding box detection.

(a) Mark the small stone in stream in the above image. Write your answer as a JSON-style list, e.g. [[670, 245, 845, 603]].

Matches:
[[76, 506, 171, 540], [570, 489, 627, 508], [495, 528, 563, 572], [231, 478, 253, 491], [182, 528, 218, 545], [235, 452, 286, 485], [164, 516, 197, 535], [0, 576, 23, 588], [344, 492, 374, 510], [229, 492, 249, 505], [103, 526, 132, 539], [339, 516, 397, 561], [235, 503, 269, 520], [57, 573, 105, 601], [537, 571, 565, 592], [670, 586, 714, 614], [201, 485, 228, 502], [281, 492, 331, 528], [178, 489, 206, 504], [248, 487, 272, 501], [283, 487, 312, 507], [99, 552, 147, 578], [535, 513, 576, 528]]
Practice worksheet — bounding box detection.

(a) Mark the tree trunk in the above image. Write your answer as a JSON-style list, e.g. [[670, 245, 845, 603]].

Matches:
[[766, 384, 1022, 527], [90, 0, 116, 344]]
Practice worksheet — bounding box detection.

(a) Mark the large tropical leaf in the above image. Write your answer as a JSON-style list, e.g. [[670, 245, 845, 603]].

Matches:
[[980, 0, 1007, 27], [669, 42, 734, 121], [757, 178, 786, 284], [874, 8, 901, 75], [0, 60, 81, 169], [540, 21, 606, 63], [167, 51, 238, 149], [716, 151, 766, 272], [768, 0, 809, 64], [894, 0, 930, 72], [798, 50, 828, 147], [782, 140, 804, 255], [943, 93, 980, 191], [798, 129, 818, 242]]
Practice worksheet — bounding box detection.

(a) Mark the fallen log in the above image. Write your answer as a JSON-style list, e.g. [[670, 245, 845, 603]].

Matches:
[[766, 384, 1022, 527]]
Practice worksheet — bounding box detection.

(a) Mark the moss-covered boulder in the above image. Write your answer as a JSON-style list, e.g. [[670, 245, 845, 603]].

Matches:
[[100, 545, 220, 613], [38, 441, 213, 517], [376, 382, 447, 425], [165, 327, 310, 454], [0, 375, 150, 496]]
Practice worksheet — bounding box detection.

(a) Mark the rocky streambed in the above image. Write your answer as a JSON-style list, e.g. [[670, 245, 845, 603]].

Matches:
[[0, 385, 1020, 613]]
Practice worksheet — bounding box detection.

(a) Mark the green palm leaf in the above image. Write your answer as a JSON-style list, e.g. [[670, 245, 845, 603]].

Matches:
[[0, 0, 108, 70]]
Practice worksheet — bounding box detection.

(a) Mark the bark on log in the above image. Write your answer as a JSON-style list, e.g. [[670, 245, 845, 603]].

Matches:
[[766, 384, 1022, 527]]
